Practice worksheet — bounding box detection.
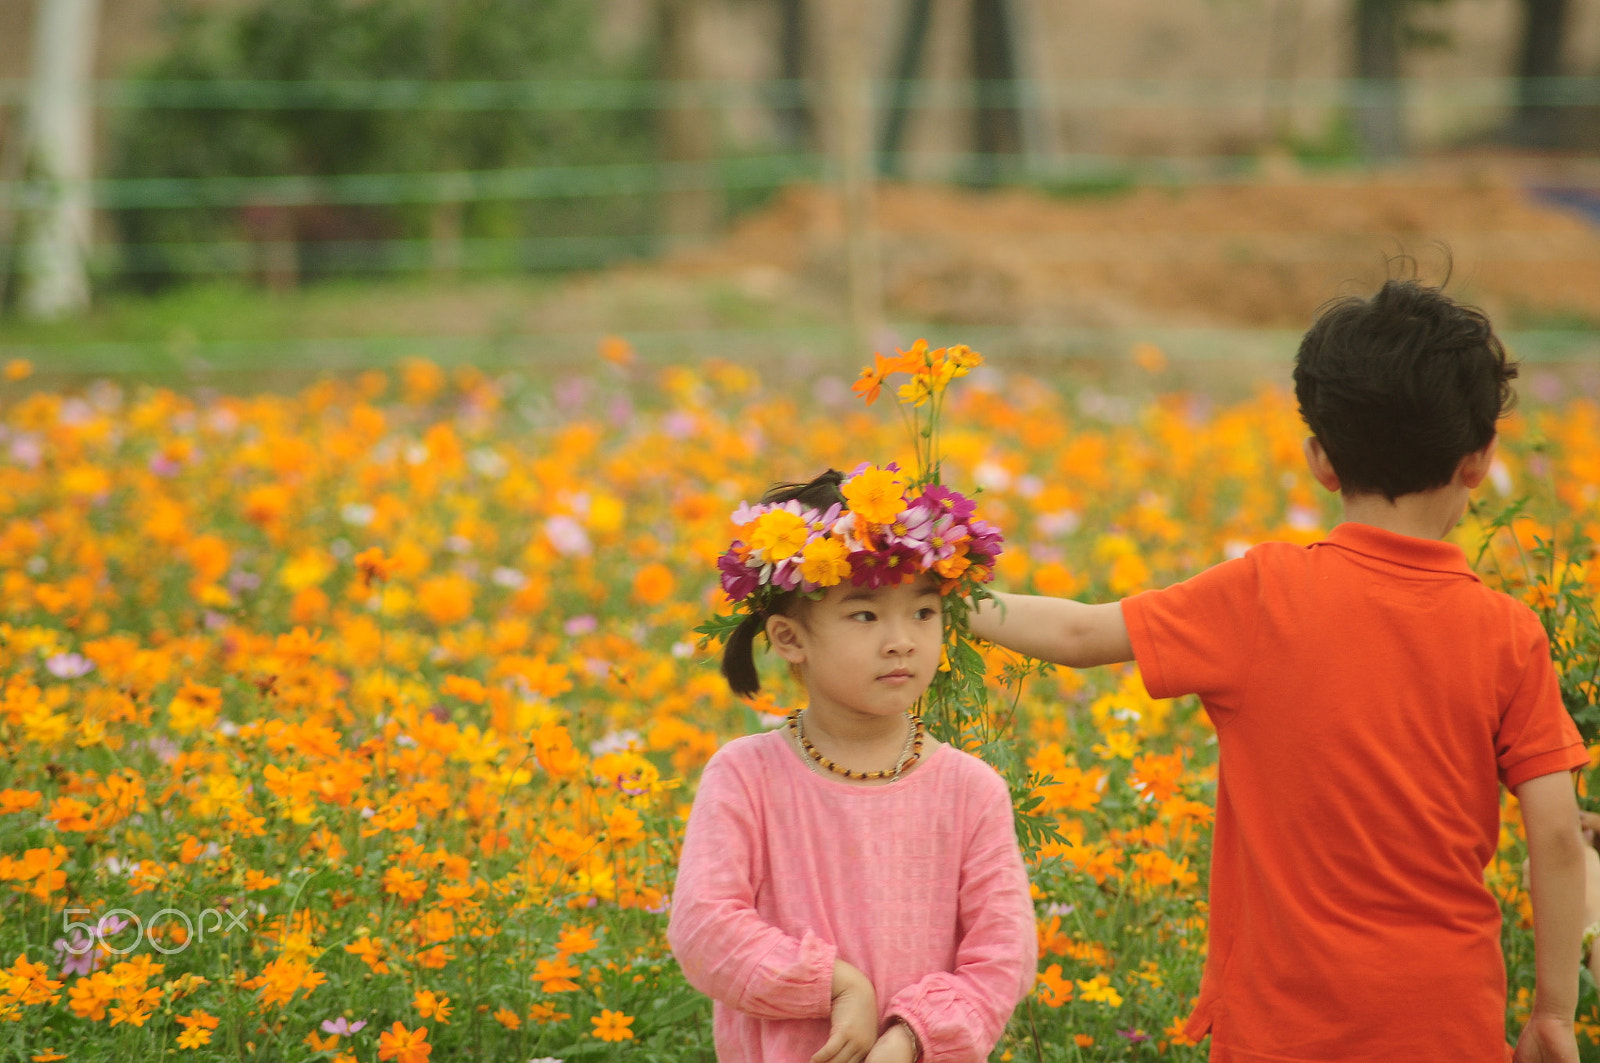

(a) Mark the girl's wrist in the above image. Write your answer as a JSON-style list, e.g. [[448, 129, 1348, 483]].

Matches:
[[894, 1019, 923, 1062]]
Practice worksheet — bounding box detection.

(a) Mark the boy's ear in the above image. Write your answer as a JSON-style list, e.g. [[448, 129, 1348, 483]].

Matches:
[[1456, 435, 1497, 489], [1303, 436, 1341, 493], [766, 614, 807, 665]]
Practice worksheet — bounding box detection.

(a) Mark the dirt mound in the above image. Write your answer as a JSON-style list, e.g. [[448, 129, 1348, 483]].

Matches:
[[667, 167, 1600, 332]]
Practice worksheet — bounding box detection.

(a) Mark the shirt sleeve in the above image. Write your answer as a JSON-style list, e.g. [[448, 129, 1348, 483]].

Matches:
[[1496, 610, 1588, 788], [666, 747, 836, 1021], [1121, 554, 1261, 718], [884, 765, 1038, 1063]]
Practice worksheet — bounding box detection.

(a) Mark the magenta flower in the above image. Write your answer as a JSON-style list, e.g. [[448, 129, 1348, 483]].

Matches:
[[965, 518, 1005, 562], [848, 544, 920, 588], [921, 484, 976, 523], [717, 548, 760, 601], [321, 1017, 368, 1035]]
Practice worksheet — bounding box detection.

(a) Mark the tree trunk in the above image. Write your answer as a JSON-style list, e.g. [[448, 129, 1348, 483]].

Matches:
[[1352, 0, 1405, 161], [658, 0, 719, 244], [1509, 0, 1570, 148], [880, 0, 933, 178], [23, 0, 99, 319], [773, 0, 813, 150], [970, 0, 1021, 184]]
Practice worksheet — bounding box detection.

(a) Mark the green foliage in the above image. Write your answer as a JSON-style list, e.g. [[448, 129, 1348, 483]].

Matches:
[[109, 0, 655, 288], [1473, 497, 1600, 746]]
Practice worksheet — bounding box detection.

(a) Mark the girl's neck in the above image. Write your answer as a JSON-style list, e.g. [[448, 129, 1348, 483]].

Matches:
[[800, 703, 911, 746]]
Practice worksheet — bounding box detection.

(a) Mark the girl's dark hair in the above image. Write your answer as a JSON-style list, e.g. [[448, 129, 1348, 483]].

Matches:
[[720, 470, 847, 699]]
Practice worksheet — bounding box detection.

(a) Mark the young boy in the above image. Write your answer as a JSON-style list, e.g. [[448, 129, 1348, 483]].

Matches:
[[971, 279, 1590, 1063]]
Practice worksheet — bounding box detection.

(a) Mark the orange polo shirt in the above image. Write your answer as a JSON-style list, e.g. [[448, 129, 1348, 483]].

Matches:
[[1122, 522, 1586, 1063]]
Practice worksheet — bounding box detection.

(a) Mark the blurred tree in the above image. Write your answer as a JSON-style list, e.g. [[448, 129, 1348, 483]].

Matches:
[[1507, 0, 1570, 148], [1350, 0, 1457, 161], [772, 0, 813, 150], [20, 0, 100, 318], [880, 0, 1026, 184], [1352, 0, 1406, 160], [110, 0, 651, 289], [657, 0, 720, 243], [969, 0, 1022, 184]]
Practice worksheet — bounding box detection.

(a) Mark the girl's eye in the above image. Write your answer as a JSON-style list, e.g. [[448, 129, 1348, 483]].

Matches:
[[848, 610, 877, 622], [914, 607, 938, 621]]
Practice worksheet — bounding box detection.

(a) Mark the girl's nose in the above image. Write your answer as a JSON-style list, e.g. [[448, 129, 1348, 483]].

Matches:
[[882, 621, 915, 654]]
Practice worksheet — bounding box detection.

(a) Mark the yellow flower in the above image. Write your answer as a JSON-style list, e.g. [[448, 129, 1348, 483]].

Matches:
[[799, 536, 851, 586], [591, 1008, 635, 1042], [747, 509, 809, 563], [841, 467, 907, 525], [1075, 975, 1123, 1007], [176, 1025, 213, 1049], [1092, 730, 1139, 761]]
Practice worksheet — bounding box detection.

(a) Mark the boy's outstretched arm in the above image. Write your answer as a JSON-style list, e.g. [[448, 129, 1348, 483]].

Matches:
[[968, 591, 1133, 668], [1512, 770, 1586, 1063]]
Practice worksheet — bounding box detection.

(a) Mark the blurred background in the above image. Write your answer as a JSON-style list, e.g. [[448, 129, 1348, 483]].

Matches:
[[5, 0, 1600, 390]]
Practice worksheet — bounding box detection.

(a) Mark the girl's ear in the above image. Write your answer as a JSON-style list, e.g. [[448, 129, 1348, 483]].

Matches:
[[766, 613, 807, 665]]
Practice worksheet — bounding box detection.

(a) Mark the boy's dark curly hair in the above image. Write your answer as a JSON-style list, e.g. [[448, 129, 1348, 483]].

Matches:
[[1293, 278, 1518, 501]]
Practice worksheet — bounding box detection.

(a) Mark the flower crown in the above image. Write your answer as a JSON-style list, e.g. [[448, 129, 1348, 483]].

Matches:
[[716, 462, 1003, 611]]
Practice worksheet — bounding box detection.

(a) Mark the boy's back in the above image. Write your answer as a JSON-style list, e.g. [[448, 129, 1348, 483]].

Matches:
[[1123, 520, 1584, 1061], [972, 278, 1590, 1061]]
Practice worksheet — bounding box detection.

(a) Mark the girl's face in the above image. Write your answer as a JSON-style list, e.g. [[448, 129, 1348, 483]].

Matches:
[[767, 577, 943, 722]]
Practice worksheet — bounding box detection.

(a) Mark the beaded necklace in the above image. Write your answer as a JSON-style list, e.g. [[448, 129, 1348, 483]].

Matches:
[[789, 710, 923, 782]]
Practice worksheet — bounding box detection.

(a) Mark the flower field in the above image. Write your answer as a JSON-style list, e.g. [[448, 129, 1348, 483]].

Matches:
[[2, 348, 1600, 1061]]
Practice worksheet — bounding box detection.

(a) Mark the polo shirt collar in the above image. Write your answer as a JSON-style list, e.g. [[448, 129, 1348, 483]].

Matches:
[[1323, 521, 1480, 580]]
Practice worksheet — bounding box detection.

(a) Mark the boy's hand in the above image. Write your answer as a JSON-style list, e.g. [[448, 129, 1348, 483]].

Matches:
[[812, 960, 877, 1063], [863, 1021, 919, 1063], [1512, 1014, 1578, 1063]]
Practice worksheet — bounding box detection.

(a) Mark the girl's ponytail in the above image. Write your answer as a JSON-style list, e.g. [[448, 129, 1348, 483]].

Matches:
[[721, 610, 767, 698], [717, 469, 845, 698]]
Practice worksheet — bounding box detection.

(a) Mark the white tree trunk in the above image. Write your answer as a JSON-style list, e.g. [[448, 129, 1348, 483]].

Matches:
[[23, 0, 99, 320]]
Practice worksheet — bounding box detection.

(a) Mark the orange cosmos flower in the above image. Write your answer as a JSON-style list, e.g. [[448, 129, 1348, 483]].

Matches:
[[377, 1021, 431, 1063], [344, 935, 391, 974], [555, 925, 599, 957], [527, 1001, 571, 1024], [532, 957, 581, 993], [0, 789, 42, 815], [591, 1008, 635, 1042], [632, 563, 675, 605], [1036, 964, 1074, 1007], [417, 574, 474, 626], [598, 334, 635, 366], [381, 867, 427, 904], [412, 989, 452, 1023], [353, 547, 397, 587]]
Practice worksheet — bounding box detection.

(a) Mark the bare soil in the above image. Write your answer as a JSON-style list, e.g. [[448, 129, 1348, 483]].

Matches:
[[665, 163, 1600, 334]]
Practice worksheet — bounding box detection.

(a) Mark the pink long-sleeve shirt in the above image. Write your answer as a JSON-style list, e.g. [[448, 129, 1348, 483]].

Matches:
[[667, 728, 1038, 1063]]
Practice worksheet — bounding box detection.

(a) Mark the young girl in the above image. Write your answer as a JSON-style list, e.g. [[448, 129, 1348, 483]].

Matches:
[[668, 467, 1037, 1063]]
